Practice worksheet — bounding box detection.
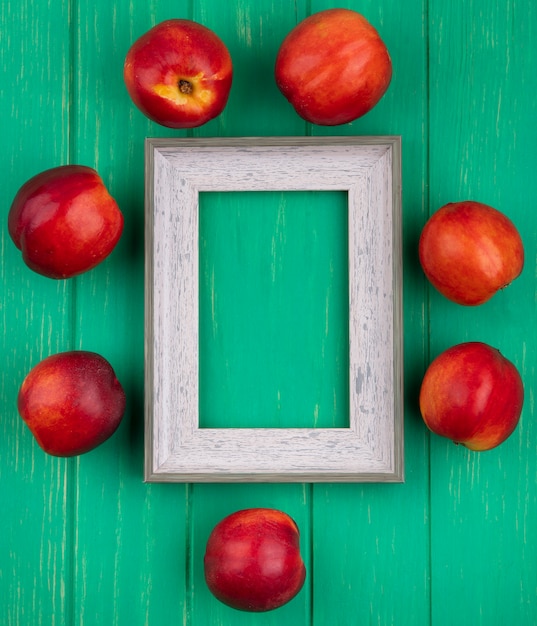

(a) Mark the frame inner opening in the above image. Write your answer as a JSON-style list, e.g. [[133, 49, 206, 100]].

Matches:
[[198, 190, 350, 429]]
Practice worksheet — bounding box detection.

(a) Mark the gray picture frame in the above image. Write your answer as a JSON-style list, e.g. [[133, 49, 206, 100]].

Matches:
[[144, 136, 403, 483]]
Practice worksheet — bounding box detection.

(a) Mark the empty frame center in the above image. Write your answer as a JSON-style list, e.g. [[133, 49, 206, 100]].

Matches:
[[198, 190, 350, 429]]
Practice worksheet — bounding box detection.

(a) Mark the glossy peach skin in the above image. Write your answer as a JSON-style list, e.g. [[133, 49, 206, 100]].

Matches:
[[419, 201, 524, 305], [274, 8, 392, 126], [8, 165, 123, 279], [18, 351, 126, 457], [124, 19, 233, 128], [204, 508, 306, 612], [419, 342, 524, 451]]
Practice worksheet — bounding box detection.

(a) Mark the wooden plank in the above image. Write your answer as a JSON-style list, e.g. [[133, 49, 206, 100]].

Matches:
[[0, 1, 73, 625], [198, 188, 350, 430], [308, 0, 432, 623], [188, 1, 315, 624], [428, 0, 537, 623], [68, 2, 193, 624]]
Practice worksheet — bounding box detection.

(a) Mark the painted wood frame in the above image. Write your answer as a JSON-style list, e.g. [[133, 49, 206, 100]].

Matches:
[[144, 136, 403, 482]]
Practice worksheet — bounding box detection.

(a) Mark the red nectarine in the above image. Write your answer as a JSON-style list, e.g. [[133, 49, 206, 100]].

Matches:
[[124, 19, 233, 128], [204, 508, 306, 612], [275, 8, 392, 125], [8, 165, 123, 279], [18, 351, 126, 456], [419, 342, 524, 451], [419, 201, 524, 305]]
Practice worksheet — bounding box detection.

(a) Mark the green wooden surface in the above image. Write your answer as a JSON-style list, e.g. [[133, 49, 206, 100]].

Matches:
[[199, 190, 349, 430], [1, 1, 535, 625]]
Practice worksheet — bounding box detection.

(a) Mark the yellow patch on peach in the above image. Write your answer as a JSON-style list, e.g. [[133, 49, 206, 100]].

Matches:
[[153, 73, 216, 107]]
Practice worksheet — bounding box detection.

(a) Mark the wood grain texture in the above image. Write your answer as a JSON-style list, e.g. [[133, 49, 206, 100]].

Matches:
[[69, 1, 192, 624], [428, 0, 537, 624], [309, 0, 432, 623], [187, 4, 315, 624], [198, 188, 350, 430], [0, 1, 73, 625], [1, 0, 536, 624]]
